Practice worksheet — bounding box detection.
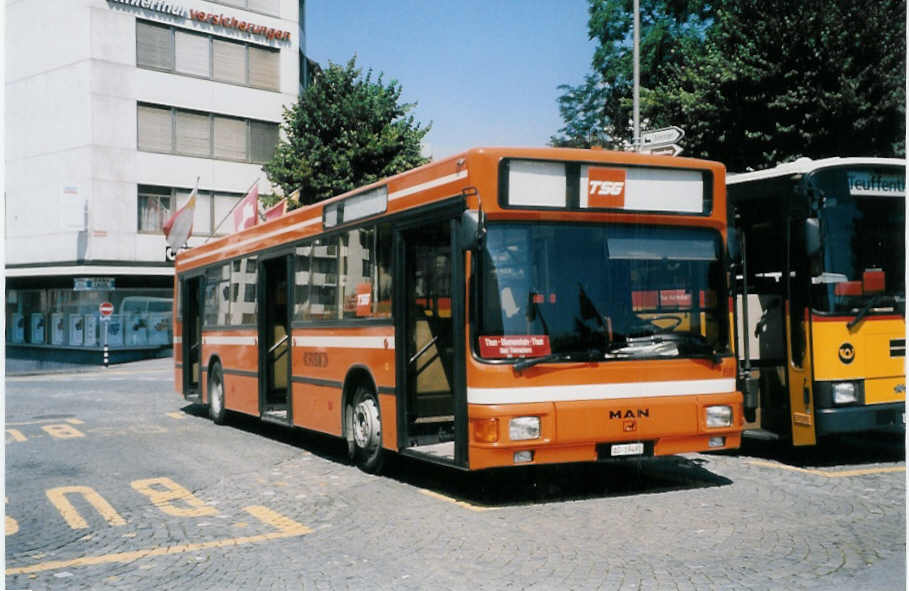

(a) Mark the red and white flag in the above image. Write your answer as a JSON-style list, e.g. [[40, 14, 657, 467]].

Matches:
[[233, 185, 259, 232], [263, 199, 287, 222], [163, 181, 197, 248]]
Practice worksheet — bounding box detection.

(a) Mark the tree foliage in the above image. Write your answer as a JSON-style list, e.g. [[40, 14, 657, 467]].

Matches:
[[554, 0, 906, 170], [264, 57, 430, 207]]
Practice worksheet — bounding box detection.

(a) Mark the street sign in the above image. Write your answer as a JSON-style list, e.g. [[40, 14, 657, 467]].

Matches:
[[99, 301, 114, 318], [640, 144, 683, 157], [641, 126, 684, 147]]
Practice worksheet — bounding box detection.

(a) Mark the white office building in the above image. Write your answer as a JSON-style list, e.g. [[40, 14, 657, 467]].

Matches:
[[5, 0, 309, 365]]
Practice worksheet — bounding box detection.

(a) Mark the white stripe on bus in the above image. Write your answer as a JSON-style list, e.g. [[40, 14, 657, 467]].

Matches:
[[179, 216, 322, 266], [203, 336, 257, 346], [388, 170, 468, 201], [467, 378, 736, 405], [292, 336, 394, 350]]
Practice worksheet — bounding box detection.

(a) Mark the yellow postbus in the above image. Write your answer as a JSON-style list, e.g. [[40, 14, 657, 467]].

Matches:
[[727, 157, 905, 445]]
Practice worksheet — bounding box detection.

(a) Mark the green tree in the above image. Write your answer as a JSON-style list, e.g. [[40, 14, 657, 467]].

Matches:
[[264, 57, 430, 207], [652, 0, 906, 170], [551, 0, 712, 148]]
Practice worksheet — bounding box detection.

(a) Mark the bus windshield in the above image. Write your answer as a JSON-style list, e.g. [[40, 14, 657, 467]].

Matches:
[[477, 223, 727, 362], [810, 168, 906, 315]]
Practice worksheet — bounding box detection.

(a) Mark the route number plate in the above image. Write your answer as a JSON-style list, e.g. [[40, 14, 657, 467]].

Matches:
[[611, 442, 644, 457]]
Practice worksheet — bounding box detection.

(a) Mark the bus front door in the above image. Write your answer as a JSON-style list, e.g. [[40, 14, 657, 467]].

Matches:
[[397, 218, 466, 466], [259, 254, 291, 424], [182, 276, 203, 400]]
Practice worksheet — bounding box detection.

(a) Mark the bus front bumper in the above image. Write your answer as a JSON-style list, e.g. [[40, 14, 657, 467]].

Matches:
[[815, 402, 905, 435]]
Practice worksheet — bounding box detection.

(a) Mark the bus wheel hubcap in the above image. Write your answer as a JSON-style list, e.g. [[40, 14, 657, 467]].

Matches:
[[353, 398, 380, 450]]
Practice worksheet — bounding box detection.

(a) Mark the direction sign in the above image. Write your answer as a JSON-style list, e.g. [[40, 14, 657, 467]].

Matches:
[[640, 144, 683, 157], [641, 126, 684, 147], [99, 302, 114, 318]]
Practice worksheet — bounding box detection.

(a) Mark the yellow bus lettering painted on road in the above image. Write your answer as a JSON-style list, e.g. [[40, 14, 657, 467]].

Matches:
[[45, 486, 126, 530], [130, 477, 217, 517], [42, 424, 85, 439]]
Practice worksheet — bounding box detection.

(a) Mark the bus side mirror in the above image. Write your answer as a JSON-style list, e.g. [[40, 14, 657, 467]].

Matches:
[[805, 218, 821, 256], [458, 210, 486, 251]]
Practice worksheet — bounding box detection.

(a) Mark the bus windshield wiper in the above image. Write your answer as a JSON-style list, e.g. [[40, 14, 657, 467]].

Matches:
[[847, 294, 885, 329], [512, 349, 604, 373], [612, 331, 724, 364]]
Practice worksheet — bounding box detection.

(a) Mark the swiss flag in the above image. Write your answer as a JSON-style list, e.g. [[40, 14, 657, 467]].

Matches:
[[233, 185, 259, 232]]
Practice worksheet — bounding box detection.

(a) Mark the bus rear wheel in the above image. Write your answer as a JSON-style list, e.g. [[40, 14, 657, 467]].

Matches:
[[348, 385, 384, 473], [208, 362, 226, 425]]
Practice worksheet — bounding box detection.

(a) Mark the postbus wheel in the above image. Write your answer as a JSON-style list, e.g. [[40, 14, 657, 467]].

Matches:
[[208, 362, 226, 425], [348, 384, 384, 473]]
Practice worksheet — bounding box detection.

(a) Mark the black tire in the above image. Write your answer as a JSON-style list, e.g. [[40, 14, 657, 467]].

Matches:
[[347, 385, 384, 473], [208, 362, 226, 425]]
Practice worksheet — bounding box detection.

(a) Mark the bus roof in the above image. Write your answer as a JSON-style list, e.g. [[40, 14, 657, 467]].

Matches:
[[727, 157, 906, 185], [176, 146, 725, 272]]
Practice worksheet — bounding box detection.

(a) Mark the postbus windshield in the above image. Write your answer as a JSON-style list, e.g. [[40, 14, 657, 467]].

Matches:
[[476, 222, 728, 362], [809, 167, 906, 315]]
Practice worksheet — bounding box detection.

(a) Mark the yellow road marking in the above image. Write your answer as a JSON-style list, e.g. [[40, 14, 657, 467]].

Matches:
[[42, 424, 85, 439], [6, 429, 27, 443], [747, 459, 906, 478], [130, 477, 218, 518], [6, 497, 18, 536], [166, 412, 186, 420], [6, 505, 311, 575], [65, 418, 85, 425], [418, 489, 497, 512], [46, 486, 126, 530]]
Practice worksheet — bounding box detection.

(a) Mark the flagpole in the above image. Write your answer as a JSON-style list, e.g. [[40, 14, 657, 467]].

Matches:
[[207, 177, 260, 243]]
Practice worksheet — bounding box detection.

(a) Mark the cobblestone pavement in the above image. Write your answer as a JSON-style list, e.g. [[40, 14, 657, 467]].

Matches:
[[5, 358, 906, 590]]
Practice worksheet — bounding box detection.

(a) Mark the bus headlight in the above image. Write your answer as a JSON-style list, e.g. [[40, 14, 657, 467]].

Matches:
[[705, 405, 733, 428], [833, 382, 858, 405], [509, 416, 541, 441]]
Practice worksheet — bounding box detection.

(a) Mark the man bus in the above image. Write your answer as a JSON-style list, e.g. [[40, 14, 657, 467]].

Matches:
[[174, 147, 743, 472], [727, 157, 905, 445]]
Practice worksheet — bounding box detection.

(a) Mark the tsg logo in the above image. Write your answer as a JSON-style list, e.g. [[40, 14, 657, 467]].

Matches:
[[587, 167, 627, 208], [838, 342, 855, 364]]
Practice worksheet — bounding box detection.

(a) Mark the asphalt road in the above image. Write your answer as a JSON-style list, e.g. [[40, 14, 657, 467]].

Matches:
[[5, 358, 906, 590]]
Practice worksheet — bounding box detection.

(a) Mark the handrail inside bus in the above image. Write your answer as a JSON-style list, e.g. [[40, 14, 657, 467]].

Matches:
[[268, 334, 289, 355], [409, 336, 438, 365]]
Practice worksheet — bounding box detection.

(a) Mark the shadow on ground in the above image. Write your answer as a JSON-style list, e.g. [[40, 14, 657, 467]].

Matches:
[[182, 403, 733, 506], [726, 430, 905, 468]]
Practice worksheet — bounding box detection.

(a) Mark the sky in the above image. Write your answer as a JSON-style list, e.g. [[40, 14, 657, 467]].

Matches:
[[305, 1, 597, 160]]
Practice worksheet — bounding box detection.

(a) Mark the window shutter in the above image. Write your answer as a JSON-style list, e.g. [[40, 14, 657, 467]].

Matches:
[[248, 46, 279, 90], [213, 117, 248, 161], [250, 121, 279, 163], [175, 30, 210, 78], [175, 111, 211, 156], [137, 21, 173, 70], [137, 105, 173, 152], [212, 39, 246, 85]]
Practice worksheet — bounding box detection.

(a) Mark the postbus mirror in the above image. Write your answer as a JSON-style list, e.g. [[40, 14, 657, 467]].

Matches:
[[459, 210, 486, 251], [727, 226, 740, 263], [804, 217, 821, 256]]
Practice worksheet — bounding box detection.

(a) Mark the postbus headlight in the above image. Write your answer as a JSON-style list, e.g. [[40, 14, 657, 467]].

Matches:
[[705, 405, 733, 428], [509, 416, 541, 440], [833, 382, 858, 405]]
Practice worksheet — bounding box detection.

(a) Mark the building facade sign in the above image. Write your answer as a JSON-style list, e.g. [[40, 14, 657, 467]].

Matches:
[[109, 0, 292, 41]]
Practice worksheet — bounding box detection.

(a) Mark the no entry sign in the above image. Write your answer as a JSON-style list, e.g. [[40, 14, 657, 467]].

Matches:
[[99, 302, 114, 318]]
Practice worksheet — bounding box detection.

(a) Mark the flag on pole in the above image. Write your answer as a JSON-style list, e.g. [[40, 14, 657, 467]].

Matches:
[[233, 185, 259, 232], [263, 199, 287, 222], [163, 180, 197, 249]]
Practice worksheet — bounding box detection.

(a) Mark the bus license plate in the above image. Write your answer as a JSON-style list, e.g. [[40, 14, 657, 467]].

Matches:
[[611, 442, 644, 457]]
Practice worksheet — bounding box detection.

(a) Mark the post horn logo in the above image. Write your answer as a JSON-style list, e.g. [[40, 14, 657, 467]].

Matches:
[[838, 342, 855, 364]]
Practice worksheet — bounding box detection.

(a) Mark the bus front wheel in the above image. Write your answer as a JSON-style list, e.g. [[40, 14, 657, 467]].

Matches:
[[208, 362, 226, 425], [348, 385, 384, 473]]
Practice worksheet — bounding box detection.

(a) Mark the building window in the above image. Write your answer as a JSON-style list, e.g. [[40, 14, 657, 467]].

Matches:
[[138, 184, 246, 236], [207, 0, 280, 17], [138, 103, 278, 164], [136, 20, 280, 91], [138, 186, 172, 233]]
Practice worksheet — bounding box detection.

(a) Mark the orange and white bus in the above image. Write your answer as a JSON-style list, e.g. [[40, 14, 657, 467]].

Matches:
[[174, 147, 743, 472]]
